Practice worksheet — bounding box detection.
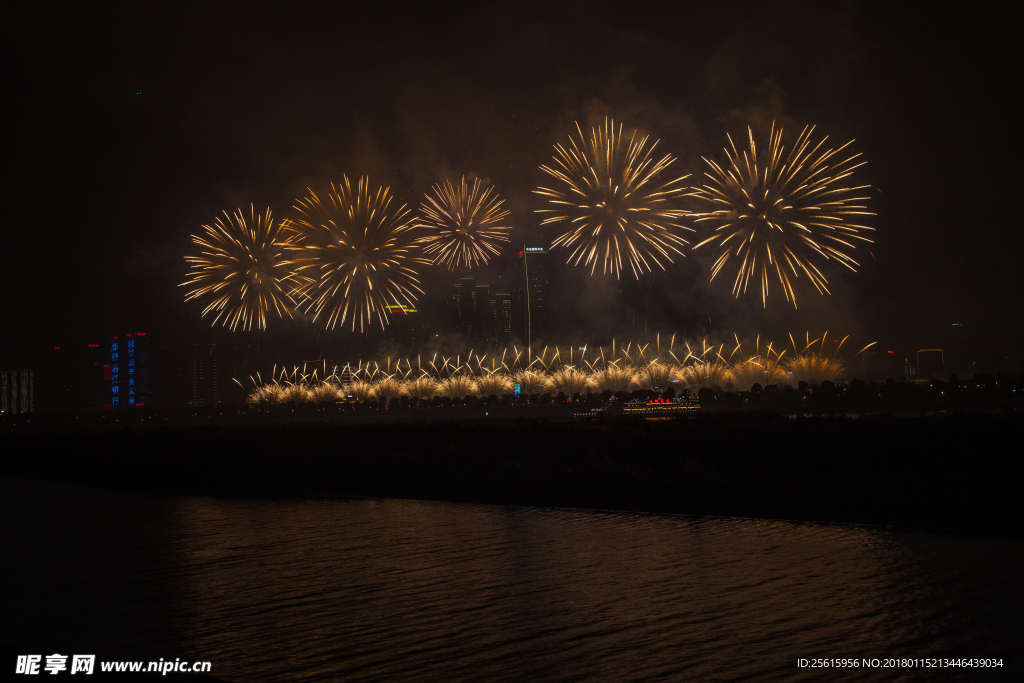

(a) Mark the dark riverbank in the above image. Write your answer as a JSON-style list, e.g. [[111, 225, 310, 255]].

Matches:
[[4, 411, 1021, 538]]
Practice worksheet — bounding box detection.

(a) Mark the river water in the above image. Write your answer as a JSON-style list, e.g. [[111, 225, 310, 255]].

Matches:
[[3, 479, 1020, 681]]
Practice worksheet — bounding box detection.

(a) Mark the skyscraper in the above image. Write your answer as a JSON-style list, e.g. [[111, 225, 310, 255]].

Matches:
[[48, 342, 106, 411], [494, 290, 512, 347], [385, 304, 422, 352], [451, 276, 475, 336], [190, 343, 219, 408], [108, 333, 151, 409], [514, 247, 550, 348], [474, 283, 493, 346], [450, 276, 501, 347]]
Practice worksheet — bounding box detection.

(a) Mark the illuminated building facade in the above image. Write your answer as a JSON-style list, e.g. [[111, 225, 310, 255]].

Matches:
[[107, 332, 151, 409], [1, 369, 33, 414]]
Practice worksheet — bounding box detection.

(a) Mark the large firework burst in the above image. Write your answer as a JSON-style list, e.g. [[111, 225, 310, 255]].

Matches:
[[692, 123, 874, 307], [286, 176, 426, 331], [182, 206, 298, 331], [417, 176, 511, 269], [535, 117, 693, 278]]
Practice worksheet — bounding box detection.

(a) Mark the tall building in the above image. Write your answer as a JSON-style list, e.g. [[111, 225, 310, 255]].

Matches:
[[903, 358, 917, 379], [494, 290, 512, 347], [107, 333, 151, 409], [916, 349, 945, 379], [190, 343, 219, 408], [450, 276, 501, 347], [946, 323, 972, 375], [48, 342, 106, 411], [385, 304, 422, 352], [473, 283, 493, 347], [1, 370, 33, 414], [451, 276, 475, 336], [514, 247, 550, 347]]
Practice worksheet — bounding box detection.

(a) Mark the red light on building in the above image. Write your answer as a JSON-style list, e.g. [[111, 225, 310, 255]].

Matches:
[[54, 346, 61, 350], [136, 403, 144, 406], [135, 332, 146, 336], [888, 350, 894, 354], [88, 344, 99, 348]]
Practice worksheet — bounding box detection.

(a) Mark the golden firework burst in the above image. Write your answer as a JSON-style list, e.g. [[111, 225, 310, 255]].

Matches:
[[692, 123, 875, 307], [182, 205, 298, 331], [417, 176, 512, 269], [535, 117, 693, 278], [286, 176, 426, 331]]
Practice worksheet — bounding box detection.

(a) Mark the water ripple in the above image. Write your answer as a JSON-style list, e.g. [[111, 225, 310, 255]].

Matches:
[[3, 480, 1021, 682]]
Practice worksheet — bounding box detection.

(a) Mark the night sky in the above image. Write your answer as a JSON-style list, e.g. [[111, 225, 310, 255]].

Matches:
[[5, 2, 1021, 370]]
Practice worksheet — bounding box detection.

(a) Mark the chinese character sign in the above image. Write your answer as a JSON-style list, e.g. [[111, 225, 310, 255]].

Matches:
[[108, 333, 151, 409]]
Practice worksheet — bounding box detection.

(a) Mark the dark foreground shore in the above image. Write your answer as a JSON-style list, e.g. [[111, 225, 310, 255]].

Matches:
[[4, 411, 1022, 537]]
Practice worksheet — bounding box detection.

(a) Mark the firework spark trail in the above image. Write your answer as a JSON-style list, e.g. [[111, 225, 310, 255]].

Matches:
[[676, 361, 730, 390], [535, 117, 694, 278], [403, 376, 440, 400], [243, 332, 875, 403], [286, 176, 427, 331], [512, 368, 549, 393], [309, 383, 342, 403], [280, 384, 312, 403], [636, 361, 674, 391], [587, 365, 639, 393], [783, 354, 845, 385], [692, 122, 875, 307], [373, 376, 404, 401], [182, 206, 299, 331], [546, 366, 590, 396], [728, 358, 790, 391], [439, 375, 478, 398], [347, 380, 376, 401], [476, 373, 514, 398], [417, 176, 512, 269]]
